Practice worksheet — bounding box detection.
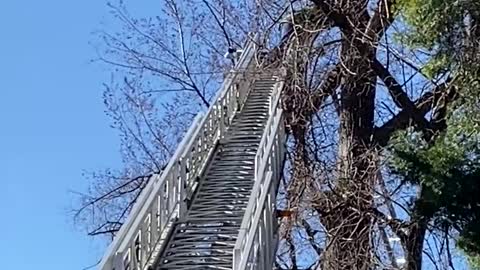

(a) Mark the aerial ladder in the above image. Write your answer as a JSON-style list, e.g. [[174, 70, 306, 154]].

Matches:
[[98, 35, 286, 270]]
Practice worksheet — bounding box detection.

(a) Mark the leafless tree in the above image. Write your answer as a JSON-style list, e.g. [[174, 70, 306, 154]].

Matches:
[[73, 0, 478, 269], [72, 0, 244, 238]]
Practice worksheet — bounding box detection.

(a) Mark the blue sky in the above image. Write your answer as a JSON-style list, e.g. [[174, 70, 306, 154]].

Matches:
[[0, 1, 474, 270], [0, 1, 155, 269]]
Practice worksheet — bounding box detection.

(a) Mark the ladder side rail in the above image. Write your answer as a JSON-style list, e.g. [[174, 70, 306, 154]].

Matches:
[[119, 78, 241, 270], [235, 34, 259, 113], [98, 113, 203, 270], [233, 114, 283, 270], [204, 31, 258, 118], [233, 75, 285, 269], [178, 33, 259, 207], [254, 79, 284, 179], [244, 171, 274, 270], [99, 33, 260, 270], [118, 117, 201, 270]]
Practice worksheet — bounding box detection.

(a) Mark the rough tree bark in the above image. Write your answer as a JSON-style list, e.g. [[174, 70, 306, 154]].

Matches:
[[81, 1, 468, 268], [323, 34, 377, 270]]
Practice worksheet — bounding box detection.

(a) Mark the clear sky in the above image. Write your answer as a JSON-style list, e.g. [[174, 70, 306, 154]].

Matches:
[[0, 1, 151, 269], [0, 2, 473, 270]]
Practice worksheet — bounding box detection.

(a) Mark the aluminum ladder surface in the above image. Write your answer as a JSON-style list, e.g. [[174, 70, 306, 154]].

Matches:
[[98, 35, 285, 270], [155, 77, 276, 270]]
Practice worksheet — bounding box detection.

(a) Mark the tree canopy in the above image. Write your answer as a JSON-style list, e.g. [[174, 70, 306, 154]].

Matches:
[[75, 0, 480, 269]]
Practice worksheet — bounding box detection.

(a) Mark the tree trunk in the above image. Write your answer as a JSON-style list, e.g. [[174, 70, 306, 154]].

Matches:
[[321, 34, 377, 270], [405, 219, 428, 270]]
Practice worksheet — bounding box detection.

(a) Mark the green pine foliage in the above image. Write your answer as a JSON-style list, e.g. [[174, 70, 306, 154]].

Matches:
[[396, 0, 480, 79], [397, 0, 471, 46], [468, 255, 480, 269], [389, 111, 480, 256], [389, 1, 480, 264]]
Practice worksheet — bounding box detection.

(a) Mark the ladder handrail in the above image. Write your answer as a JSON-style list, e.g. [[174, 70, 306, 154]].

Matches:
[[233, 75, 285, 270], [98, 113, 203, 270], [98, 33, 259, 270], [255, 78, 284, 179], [176, 34, 258, 208], [205, 32, 259, 110]]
